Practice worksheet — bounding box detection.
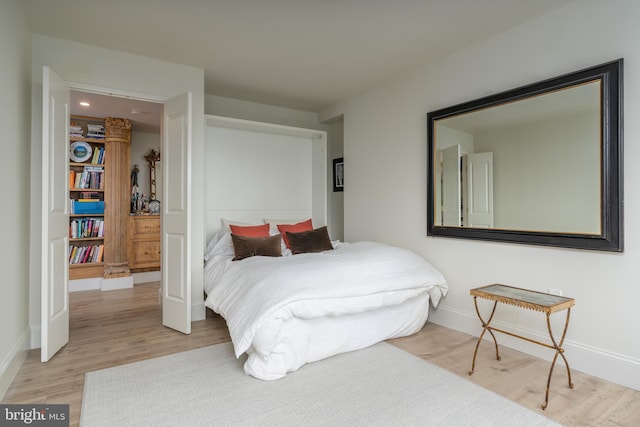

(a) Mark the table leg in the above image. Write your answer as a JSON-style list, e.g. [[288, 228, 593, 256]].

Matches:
[[469, 298, 501, 376], [541, 307, 574, 410]]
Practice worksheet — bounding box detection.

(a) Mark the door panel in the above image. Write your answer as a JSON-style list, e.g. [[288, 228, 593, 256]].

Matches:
[[468, 152, 494, 228], [41, 66, 70, 362], [441, 145, 462, 226], [162, 93, 192, 333]]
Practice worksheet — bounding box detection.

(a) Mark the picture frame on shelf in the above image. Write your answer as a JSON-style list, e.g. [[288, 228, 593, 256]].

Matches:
[[333, 158, 344, 192]]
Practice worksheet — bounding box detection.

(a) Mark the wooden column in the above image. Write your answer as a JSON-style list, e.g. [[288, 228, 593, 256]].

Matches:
[[104, 117, 132, 278]]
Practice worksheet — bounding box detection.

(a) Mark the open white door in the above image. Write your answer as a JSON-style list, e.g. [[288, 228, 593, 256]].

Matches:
[[467, 152, 494, 228], [41, 66, 70, 361], [441, 145, 462, 226], [162, 93, 192, 333]]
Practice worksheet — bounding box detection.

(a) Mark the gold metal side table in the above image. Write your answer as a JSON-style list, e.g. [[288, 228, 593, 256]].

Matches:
[[468, 284, 575, 410]]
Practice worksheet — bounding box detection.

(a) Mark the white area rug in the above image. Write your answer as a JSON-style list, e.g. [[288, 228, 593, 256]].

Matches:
[[81, 342, 561, 427]]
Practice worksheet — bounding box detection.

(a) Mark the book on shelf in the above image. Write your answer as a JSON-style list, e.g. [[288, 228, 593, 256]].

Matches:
[[91, 147, 100, 164], [86, 124, 105, 139], [69, 218, 105, 238], [68, 243, 104, 264], [69, 124, 83, 138], [72, 166, 104, 190], [80, 191, 100, 199], [90, 146, 105, 165]]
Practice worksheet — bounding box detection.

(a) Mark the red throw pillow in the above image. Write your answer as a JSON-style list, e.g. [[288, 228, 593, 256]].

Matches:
[[229, 223, 270, 238], [277, 219, 313, 248]]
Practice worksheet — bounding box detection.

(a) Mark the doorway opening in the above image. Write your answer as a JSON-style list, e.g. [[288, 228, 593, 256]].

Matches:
[[68, 89, 163, 292]]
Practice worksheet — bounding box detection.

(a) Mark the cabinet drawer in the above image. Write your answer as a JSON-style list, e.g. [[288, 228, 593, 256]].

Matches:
[[129, 241, 161, 268], [129, 215, 160, 235]]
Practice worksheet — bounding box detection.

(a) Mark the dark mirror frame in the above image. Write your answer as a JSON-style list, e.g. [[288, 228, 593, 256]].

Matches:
[[427, 59, 623, 252]]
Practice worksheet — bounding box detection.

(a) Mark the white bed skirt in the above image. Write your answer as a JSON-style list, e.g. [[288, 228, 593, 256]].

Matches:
[[243, 291, 431, 380]]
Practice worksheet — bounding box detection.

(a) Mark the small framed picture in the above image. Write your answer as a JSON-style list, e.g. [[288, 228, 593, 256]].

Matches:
[[333, 157, 344, 192]]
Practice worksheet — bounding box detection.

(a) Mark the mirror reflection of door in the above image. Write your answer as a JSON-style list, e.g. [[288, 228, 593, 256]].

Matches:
[[467, 152, 494, 228], [441, 145, 461, 226], [438, 144, 494, 228]]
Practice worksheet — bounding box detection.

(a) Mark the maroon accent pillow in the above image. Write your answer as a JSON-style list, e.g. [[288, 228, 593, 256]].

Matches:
[[286, 226, 334, 255], [277, 219, 313, 248], [231, 234, 282, 261], [229, 223, 270, 237]]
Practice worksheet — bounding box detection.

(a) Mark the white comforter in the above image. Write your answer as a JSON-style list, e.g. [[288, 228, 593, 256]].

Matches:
[[204, 241, 448, 378]]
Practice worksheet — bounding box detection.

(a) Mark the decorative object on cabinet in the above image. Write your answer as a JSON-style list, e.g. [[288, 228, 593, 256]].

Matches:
[[144, 148, 161, 200], [130, 163, 143, 213], [148, 199, 160, 215]]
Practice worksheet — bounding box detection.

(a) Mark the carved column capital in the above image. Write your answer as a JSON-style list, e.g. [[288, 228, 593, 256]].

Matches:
[[105, 117, 132, 144]]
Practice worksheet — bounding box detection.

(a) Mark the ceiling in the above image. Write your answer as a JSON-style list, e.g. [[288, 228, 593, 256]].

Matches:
[[23, 0, 576, 114], [70, 91, 163, 133]]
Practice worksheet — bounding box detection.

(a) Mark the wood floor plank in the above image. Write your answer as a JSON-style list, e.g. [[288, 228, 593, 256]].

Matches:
[[2, 282, 639, 426]]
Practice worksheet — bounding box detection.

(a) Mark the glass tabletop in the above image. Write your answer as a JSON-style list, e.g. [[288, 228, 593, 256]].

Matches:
[[472, 284, 574, 308]]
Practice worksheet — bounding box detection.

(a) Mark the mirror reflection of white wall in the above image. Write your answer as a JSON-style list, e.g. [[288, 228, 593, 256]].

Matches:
[[475, 112, 599, 233], [434, 81, 601, 234]]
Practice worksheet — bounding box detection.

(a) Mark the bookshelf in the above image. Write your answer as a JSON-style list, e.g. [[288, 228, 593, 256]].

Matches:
[[69, 116, 106, 280]]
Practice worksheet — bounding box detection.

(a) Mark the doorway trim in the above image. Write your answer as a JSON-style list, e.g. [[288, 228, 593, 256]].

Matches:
[[34, 78, 191, 352]]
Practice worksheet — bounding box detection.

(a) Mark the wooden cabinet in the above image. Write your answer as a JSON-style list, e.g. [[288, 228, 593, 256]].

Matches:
[[128, 215, 161, 271]]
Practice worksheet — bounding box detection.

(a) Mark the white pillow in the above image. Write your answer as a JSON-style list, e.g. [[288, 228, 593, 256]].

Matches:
[[204, 233, 235, 261], [263, 218, 307, 236], [204, 218, 263, 261]]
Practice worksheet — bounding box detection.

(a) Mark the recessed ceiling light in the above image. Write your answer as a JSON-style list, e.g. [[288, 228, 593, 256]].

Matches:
[[80, 101, 90, 107]]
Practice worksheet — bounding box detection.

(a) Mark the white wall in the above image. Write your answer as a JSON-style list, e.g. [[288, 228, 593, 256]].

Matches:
[[29, 34, 207, 345], [130, 130, 162, 203], [475, 113, 600, 233], [204, 95, 343, 240], [327, 118, 344, 241], [206, 94, 323, 130], [320, 0, 640, 390], [204, 116, 327, 242], [0, 0, 31, 399], [205, 126, 313, 240]]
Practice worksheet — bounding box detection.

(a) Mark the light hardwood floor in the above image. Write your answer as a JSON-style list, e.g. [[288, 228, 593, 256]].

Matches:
[[3, 282, 639, 426]]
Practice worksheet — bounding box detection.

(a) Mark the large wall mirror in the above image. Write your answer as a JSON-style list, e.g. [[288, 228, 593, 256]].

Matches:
[[427, 59, 623, 251]]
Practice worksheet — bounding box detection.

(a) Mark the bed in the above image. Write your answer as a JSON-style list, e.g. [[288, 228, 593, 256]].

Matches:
[[203, 220, 448, 380]]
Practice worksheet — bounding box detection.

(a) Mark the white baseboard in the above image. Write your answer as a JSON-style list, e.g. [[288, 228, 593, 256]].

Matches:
[[30, 325, 40, 349], [101, 276, 134, 291], [192, 300, 206, 321], [133, 271, 161, 284], [70, 275, 136, 292], [69, 277, 101, 292], [429, 305, 640, 391], [0, 328, 30, 400]]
